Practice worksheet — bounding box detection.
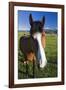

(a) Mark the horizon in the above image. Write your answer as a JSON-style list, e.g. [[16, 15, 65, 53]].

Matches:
[[18, 28, 57, 32]]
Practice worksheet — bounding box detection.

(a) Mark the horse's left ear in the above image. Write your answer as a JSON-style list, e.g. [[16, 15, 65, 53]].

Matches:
[[29, 14, 33, 26], [41, 16, 45, 27]]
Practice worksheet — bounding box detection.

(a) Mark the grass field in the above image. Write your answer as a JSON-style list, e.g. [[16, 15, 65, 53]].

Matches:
[[18, 31, 57, 79]]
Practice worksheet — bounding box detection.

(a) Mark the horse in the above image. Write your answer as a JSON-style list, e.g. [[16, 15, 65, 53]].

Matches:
[[20, 14, 47, 69]]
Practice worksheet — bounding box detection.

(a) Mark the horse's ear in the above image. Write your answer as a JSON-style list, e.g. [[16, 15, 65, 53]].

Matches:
[[29, 14, 33, 25], [41, 16, 45, 27]]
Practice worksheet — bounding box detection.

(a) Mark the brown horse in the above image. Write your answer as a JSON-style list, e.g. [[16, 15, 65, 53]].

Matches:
[[20, 14, 47, 68]]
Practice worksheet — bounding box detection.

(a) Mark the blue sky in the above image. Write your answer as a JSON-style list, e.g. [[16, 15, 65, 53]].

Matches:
[[18, 10, 58, 31]]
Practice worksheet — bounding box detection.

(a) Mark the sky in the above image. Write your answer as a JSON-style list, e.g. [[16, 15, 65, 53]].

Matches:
[[18, 10, 58, 31]]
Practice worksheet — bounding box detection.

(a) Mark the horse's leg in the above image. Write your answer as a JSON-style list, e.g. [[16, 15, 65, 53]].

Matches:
[[24, 56, 29, 78], [33, 59, 35, 78], [25, 60, 28, 78]]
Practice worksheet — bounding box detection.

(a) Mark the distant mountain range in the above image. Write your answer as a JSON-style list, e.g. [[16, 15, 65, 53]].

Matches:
[[44, 29, 57, 34], [19, 29, 57, 34]]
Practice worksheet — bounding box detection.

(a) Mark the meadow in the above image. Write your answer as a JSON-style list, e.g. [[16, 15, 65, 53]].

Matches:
[[18, 31, 57, 79]]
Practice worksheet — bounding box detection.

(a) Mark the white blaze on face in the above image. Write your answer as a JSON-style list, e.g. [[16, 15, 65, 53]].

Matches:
[[33, 32, 47, 68]]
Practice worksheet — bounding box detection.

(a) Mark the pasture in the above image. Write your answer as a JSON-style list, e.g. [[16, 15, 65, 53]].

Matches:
[[18, 31, 57, 79]]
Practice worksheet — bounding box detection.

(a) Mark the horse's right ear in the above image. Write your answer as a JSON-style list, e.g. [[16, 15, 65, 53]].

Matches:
[[29, 14, 33, 25], [41, 16, 45, 27]]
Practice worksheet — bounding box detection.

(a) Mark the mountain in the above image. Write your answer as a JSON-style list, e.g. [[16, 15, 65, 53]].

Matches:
[[44, 29, 57, 34], [18, 29, 57, 34]]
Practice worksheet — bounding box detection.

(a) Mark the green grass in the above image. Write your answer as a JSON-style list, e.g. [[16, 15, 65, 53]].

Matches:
[[18, 31, 57, 79]]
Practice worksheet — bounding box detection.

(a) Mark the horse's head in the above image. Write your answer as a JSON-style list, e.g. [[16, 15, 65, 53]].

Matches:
[[29, 14, 45, 35], [29, 14, 47, 68]]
